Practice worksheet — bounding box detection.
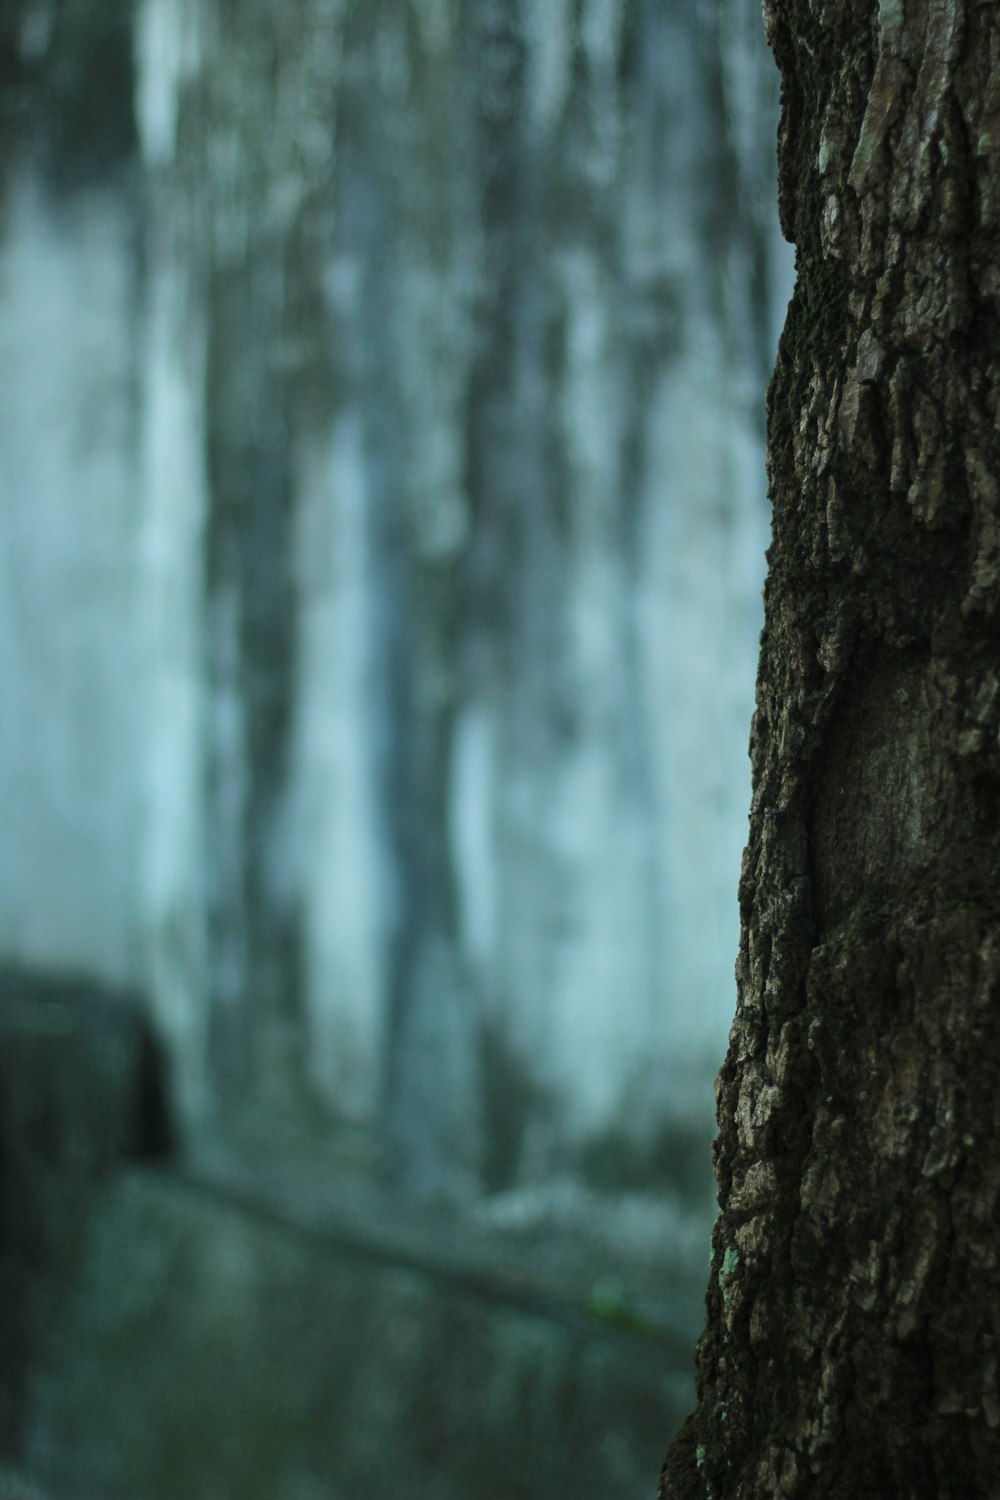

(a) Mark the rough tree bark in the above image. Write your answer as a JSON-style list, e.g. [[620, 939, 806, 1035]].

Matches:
[[660, 1, 1000, 1495]]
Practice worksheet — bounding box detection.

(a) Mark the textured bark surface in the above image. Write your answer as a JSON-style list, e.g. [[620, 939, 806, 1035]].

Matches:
[[661, 1, 1000, 1495]]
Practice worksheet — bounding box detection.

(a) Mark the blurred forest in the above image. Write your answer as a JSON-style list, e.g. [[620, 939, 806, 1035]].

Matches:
[[0, 2, 791, 1497]]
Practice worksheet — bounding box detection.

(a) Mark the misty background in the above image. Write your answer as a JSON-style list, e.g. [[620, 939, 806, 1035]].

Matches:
[[0, 3, 792, 1497]]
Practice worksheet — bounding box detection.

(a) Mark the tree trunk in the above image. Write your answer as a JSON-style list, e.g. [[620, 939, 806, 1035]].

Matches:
[[660, 1, 1000, 1495]]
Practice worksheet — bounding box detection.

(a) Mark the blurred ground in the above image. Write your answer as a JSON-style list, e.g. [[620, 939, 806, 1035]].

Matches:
[[2, 975, 708, 1500]]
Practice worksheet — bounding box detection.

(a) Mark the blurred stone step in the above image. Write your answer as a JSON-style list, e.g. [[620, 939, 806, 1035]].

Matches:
[[186, 1131, 707, 1358]]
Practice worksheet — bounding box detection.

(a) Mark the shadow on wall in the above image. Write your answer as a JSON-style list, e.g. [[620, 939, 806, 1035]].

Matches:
[[0, 968, 172, 1456]]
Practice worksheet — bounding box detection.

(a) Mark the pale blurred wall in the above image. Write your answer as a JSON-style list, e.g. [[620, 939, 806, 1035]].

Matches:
[[0, 0, 792, 1194]]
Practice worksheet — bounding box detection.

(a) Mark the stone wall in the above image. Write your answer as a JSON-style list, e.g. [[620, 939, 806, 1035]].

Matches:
[[0, 0, 791, 1194]]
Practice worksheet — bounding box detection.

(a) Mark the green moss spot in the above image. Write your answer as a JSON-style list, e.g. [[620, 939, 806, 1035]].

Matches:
[[585, 1273, 627, 1320], [581, 1275, 669, 1343]]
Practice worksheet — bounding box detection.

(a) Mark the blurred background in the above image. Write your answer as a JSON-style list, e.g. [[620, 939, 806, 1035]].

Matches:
[[0, 2, 792, 1497]]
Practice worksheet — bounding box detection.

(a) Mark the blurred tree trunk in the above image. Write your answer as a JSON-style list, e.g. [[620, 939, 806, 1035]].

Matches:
[[660, 0, 1000, 1495]]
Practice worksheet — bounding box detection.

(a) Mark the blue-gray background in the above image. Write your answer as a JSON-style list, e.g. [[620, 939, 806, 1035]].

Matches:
[[0, 3, 792, 1496]]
